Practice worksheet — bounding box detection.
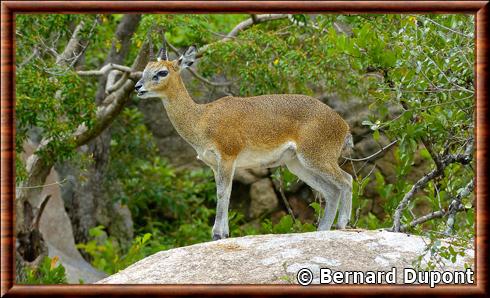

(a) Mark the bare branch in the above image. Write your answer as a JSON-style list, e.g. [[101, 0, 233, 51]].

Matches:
[[419, 16, 472, 39], [76, 63, 133, 76], [399, 210, 447, 232], [107, 71, 129, 94], [342, 140, 397, 162], [445, 178, 474, 234], [187, 67, 234, 87], [398, 178, 474, 232], [392, 139, 474, 232], [54, 17, 99, 69], [273, 169, 296, 224], [73, 41, 149, 147], [197, 14, 288, 58]]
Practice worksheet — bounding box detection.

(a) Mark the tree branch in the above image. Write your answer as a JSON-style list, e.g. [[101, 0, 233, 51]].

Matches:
[[76, 63, 133, 76], [398, 178, 474, 232], [56, 20, 87, 67], [16, 40, 149, 235], [419, 16, 472, 39], [73, 41, 149, 147], [445, 178, 474, 234], [196, 14, 288, 58], [392, 139, 474, 232]]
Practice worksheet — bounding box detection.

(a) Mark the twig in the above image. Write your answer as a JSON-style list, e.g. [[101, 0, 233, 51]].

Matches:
[[77, 63, 132, 76], [399, 210, 446, 232], [18, 48, 39, 69], [197, 14, 288, 58], [342, 140, 397, 162], [275, 168, 296, 223], [17, 178, 67, 189], [420, 16, 472, 38], [187, 67, 234, 87], [423, 50, 473, 94]]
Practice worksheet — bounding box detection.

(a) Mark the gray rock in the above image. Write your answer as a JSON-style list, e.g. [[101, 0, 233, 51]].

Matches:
[[249, 178, 279, 218], [97, 230, 474, 284], [38, 168, 107, 284], [234, 168, 269, 185], [234, 169, 261, 185], [23, 142, 107, 284]]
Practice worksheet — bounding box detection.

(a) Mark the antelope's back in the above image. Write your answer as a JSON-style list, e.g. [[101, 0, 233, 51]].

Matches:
[[200, 94, 349, 150]]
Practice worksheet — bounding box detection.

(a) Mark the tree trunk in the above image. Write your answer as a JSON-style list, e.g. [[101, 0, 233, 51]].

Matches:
[[56, 14, 141, 252]]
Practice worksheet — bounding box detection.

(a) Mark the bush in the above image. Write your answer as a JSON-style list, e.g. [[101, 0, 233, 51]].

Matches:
[[19, 256, 68, 284]]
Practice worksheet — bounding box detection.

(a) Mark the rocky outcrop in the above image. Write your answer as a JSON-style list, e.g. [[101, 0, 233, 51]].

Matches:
[[36, 166, 107, 283], [23, 142, 107, 284], [98, 230, 473, 284], [249, 178, 279, 218]]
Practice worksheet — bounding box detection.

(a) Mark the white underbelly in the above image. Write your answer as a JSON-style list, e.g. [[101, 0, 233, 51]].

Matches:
[[195, 142, 297, 169], [235, 142, 297, 168]]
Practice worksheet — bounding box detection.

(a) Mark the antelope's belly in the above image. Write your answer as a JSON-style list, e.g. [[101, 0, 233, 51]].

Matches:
[[235, 142, 297, 168]]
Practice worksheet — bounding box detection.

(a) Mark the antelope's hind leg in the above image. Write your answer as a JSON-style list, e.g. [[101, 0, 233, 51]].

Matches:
[[285, 158, 341, 231], [336, 170, 353, 229], [211, 157, 236, 240], [311, 164, 352, 230]]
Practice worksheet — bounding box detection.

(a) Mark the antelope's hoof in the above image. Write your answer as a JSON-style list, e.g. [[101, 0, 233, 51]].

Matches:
[[212, 233, 229, 241]]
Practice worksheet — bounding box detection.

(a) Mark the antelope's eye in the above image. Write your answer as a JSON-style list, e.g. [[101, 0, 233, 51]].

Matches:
[[153, 70, 168, 81], [157, 70, 168, 77]]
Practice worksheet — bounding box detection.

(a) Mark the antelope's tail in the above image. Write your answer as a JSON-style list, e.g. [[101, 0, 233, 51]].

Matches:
[[343, 132, 354, 153]]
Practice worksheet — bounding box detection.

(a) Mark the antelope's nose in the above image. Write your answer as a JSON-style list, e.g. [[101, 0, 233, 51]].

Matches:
[[135, 83, 143, 91]]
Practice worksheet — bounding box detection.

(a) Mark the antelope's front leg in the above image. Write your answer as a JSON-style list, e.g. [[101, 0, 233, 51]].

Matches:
[[211, 157, 236, 240]]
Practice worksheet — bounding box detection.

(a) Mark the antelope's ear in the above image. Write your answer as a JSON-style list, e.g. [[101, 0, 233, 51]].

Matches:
[[177, 45, 196, 70]]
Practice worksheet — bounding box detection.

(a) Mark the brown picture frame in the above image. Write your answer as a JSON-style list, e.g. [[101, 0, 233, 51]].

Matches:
[[1, 1, 488, 296]]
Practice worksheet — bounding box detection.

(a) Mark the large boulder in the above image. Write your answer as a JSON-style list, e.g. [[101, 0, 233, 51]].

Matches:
[[37, 167, 107, 284], [249, 178, 279, 218], [23, 142, 107, 284], [98, 230, 473, 284]]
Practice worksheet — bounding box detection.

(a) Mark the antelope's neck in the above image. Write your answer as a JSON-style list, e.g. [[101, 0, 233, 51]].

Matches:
[[161, 80, 204, 147]]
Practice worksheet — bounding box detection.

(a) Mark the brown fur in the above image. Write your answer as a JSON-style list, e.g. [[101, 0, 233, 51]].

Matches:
[[137, 54, 353, 237], [142, 60, 350, 175]]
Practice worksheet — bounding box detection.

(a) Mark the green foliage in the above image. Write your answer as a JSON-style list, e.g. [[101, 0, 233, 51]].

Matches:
[[413, 231, 473, 270], [105, 107, 218, 248], [262, 215, 316, 234], [271, 167, 298, 191], [76, 226, 152, 275], [20, 256, 68, 284], [15, 14, 103, 184]]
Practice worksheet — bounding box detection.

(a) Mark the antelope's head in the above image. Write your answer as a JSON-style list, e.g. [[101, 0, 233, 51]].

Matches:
[[135, 37, 196, 99]]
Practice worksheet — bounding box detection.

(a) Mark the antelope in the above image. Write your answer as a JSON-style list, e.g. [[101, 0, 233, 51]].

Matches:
[[135, 39, 353, 240]]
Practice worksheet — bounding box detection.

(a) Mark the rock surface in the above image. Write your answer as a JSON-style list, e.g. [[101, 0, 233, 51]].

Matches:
[[98, 230, 473, 284], [38, 168, 107, 283], [249, 178, 279, 218], [23, 142, 107, 283]]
